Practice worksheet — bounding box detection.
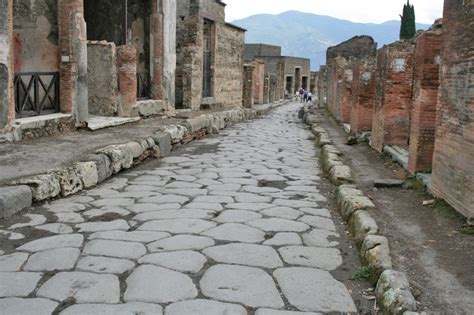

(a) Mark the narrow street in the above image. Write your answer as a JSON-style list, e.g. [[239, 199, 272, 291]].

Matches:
[[0, 103, 361, 314]]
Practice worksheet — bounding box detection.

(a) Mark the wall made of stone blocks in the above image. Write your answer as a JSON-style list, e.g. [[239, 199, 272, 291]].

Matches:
[[371, 41, 415, 152], [408, 31, 442, 174], [242, 64, 254, 108], [317, 65, 328, 108], [431, 0, 474, 219], [340, 67, 353, 123], [350, 60, 376, 134], [244, 44, 281, 61], [214, 23, 244, 108], [87, 41, 119, 116]]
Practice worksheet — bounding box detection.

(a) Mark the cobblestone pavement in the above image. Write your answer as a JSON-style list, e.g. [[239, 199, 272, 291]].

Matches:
[[0, 102, 357, 314]]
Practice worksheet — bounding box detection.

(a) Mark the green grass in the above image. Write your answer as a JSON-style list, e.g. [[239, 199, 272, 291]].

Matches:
[[351, 266, 371, 281]]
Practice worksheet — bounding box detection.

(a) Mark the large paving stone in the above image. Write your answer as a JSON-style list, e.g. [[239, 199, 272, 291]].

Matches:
[[302, 229, 340, 247], [9, 214, 47, 229], [128, 203, 182, 213], [200, 264, 284, 308], [139, 250, 206, 273], [194, 195, 234, 204], [76, 256, 135, 274], [274, 199, 319, 208], [274, 267, 357, 313], [263, 232, 303, 246], [76, 220, 131, 233], [37, 272, 120, 303], [184, 202, 224, 211], [255, 309, 321, 315], [133, 209, 214, 221], [202, 223, 265, 243], [278, 246, 342, 271], [261, 207, 302, 220], [0, 252, 29, 271], [147, 235, 215, 252], [0, 272, 43, 297], [91, 198, 135, 207], [61, 302, 163, 315], [226, 203, 274, 211], [89, 230, 170, 243], [247, 218, 310, 232], [0, 298, 59, 315], [17, 234, 83, 252], [214, 210, 262, 223], [83, 240, 146, 259], [124, 265, 197, 303], [166, 299, 247, 315], [203, 243, 283, 269], [35, 223, 73, 234], [138, 219, 216, 234], [298, 215, 336, 231], [300, 207, 331, 218], [139, 195, 189, 204], [0, 186, 33, 218], [24, 248, 80, 272], [43, 202, 86, 213]]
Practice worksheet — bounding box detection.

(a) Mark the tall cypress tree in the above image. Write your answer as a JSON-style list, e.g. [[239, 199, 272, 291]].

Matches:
[[400, 0, 416, 40]]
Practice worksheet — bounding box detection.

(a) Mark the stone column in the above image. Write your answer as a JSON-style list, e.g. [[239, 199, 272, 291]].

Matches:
[[58, 0, 89, 125], [242, 64, 254, 108], [0, 0, 14, 131], [408, 30, 441, 175], [151, 0, 164, 101], [117, 45, 137, 117]]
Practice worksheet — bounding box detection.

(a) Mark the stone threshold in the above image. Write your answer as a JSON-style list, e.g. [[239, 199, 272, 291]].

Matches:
[[88, 116, 141, 131], [301, 105, 419, 315], [0, 101, 288, 219]]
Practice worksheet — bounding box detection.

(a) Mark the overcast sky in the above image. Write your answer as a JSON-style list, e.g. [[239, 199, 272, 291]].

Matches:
[[224, 0, 444, 24]]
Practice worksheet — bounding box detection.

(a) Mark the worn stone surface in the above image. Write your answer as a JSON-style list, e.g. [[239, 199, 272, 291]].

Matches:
[[274, 267, 357, 313], [200, 264, 284, 308], [263, 232, 303, 246], [37, 272, 120, 303], [83, 239, 146, 259], [0, 185, 33, 218], [147, 235, 215, 252], [76, 256, 135, 274], [88, 230, 170, 243], [202, 223, 265, 243], [360, 235, 393, 283], [124, 265, 197, 303], [376, 270, 417, 314], [24, 248, 80, 272], [0, 298, 59, 315], [139, 219, 216, 234], [139, 251, 206, 273], [348, 210, 379, 240], [247, 218, 310, 232], [0, 272, 43, 297], [0, 252, 29, 271], [166, 299, 246, 315], [61, 302, 163, 315], [17, 234, 84, 252], [279, 246, 342, 270]]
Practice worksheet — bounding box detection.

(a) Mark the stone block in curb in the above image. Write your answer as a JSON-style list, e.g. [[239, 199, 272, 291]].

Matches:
[[15, 174, 61, 202], [349, 210, 379, 241], [336, 186, 375, 220], [360, 235, 393, 284], [161, 125, 187, 144], [0, 186, 33, 218], [152, 132, 172, 157], [84, 154, 113, 183], [55, 167, 84, 197], [182, 116, 211, 133], [329, 165, 353, 186], [74, 162, 98, 188], [97, 145, 134, 174], [376, 270, 417, 314], [125, 141, 145, 159]]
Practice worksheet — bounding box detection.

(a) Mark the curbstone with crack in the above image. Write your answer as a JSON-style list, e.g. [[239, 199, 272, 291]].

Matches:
[[360, 235, 393, 284], [0, 186, 33, 218], [96, 145, 134, 174], [376, 270, 417, 314], [349, 210, 379, 241]]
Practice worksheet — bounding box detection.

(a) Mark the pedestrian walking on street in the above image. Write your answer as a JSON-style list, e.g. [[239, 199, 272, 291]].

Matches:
[[299, 88, 304, 103], [303, 90, 308, 103], [307, 92, 313, 104]]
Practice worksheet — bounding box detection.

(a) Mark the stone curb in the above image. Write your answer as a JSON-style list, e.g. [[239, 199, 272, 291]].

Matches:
[[1, 101, 287, 218], [301, 106, 417, 314]]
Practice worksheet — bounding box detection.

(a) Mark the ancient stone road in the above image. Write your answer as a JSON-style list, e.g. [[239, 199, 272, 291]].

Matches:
[[0, 102, 357, 314]]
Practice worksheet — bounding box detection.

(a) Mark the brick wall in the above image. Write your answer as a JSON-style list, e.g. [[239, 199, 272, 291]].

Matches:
[[431, 0, 474, 219], [0, 0, 14, 131], [340, 67, 353, 123], [117, 45, 137, 117], [408, 31, 442, 174], [350, 60, 376, 134], [371, 41, 415, 152]]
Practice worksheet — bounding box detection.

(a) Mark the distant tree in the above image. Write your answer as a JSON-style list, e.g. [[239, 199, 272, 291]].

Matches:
[[399, 0, 416, 40]]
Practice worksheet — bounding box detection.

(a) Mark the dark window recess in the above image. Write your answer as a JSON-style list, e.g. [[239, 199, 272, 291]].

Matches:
[[202, 51, 212, 98], [14, 72, 60, 118], [137, 70, 151, 100]]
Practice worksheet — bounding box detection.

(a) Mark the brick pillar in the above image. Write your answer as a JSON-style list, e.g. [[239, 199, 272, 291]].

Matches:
[[407, 31, 442, 175], [251, 60, 264, 104], [151, 0, 164, 101], [263, 74, 270, 104], [350, 60, 376, 134], [58, 0, 89, 125], [0, 0, 14, 131], [117, 45, 137, 117], [371, 41, 415, 152], [242, 64, 254, 108], [340, 67, 353, 123], [432, 0, 474, 219]]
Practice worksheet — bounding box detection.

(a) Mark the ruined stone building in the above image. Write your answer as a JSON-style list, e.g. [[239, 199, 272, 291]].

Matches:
[[325, 36, 377, 126], [0, 0, 176, 140], [175, 0, 246, 110], [244, 44, 311, 102]]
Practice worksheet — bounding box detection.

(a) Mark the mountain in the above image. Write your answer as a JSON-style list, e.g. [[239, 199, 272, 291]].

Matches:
[[232, 11, 431, 70]]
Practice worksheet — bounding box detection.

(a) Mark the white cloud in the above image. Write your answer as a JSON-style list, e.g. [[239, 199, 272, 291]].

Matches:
[[224, 0, 443, 24]]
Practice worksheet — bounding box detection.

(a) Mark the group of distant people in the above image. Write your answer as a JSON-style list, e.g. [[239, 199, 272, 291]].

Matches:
[[295, 88, 313, 104]]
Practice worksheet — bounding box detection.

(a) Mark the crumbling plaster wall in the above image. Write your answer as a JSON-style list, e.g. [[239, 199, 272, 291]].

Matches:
[[1, 0, 14, 131]]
